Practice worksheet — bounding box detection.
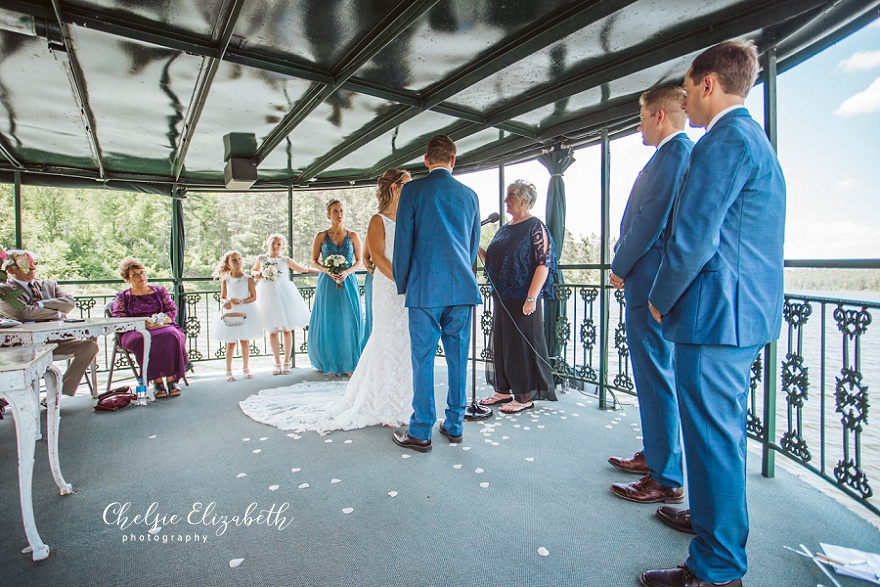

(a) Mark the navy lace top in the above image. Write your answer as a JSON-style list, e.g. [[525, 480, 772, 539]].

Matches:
[[484, 216, 557, 301]]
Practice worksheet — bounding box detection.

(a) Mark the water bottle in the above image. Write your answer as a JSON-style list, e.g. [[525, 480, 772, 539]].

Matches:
[[135, 378, 147, 406]]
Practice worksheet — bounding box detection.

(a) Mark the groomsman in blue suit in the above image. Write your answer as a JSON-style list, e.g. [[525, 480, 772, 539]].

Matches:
[[640, 41, 785, 587], [607, 86, 693, 504], [392, 135, 482, 452]]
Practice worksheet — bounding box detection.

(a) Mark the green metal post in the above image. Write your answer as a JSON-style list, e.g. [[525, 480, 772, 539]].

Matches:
[[288, 184, 295, 367], [13, 171, 22, 249], [598, 129, 611, 409], [762, 48, 778, 151], [761, 341, 778, 477], [170, 187, 183, 304], [498, 131, 506, 226], [760, 47, 779, 477]]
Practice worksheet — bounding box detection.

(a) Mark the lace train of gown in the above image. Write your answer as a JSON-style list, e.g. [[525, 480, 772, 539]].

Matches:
[[240, 215, 412, 432]]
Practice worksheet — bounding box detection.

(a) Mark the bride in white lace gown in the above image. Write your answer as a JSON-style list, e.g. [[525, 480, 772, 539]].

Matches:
[[240, 169, 413, 432]]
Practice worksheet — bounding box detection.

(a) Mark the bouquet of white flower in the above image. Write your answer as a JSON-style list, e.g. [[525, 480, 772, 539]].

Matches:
[[261, 263, 280, 282], [147, 312, 168, 325], [323, 254, 349, 288]]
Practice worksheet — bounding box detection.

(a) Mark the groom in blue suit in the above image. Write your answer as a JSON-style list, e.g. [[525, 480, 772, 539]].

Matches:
[[640, 41, 785, 587], [608, 86, 693, 505], [392, 135, 482, 452]]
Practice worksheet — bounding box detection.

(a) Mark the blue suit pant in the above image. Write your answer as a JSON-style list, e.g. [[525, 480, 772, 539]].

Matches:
[[675, 342, 761, 583], [627, 303, 682, 488], [407, 305, 472, 440]]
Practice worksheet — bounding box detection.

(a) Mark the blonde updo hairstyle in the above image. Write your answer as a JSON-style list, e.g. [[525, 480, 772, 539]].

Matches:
[[376, 168, 408, 211], [118, 257, 145, 282], [325, 198, 342, 216], [265, 233, 287, 255]]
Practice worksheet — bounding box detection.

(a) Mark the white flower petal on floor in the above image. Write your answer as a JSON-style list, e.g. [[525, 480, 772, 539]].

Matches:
[[291, 468, 301, 473], [331, 479, 341, 484], [342, 508, 354, 514], [148, 526, 161, 535], [475, 468, 484, 474], [560, 416, 567, 420], [479, 482, 489, 488], [453, 464, 462, 469], [229, 558, 244, 568], [606, 409, 614, 413], [537, 547, 549, 557], [621, 412, 627, 417], [324, 439, 333, 443], [269, 485, 279, 491], [537, 425, 545, 429], [252, 449, 261, 453], [524, 427, 531, 430], [344, 439, 353, 444], [491, 442, 499, 445], [577, 402, 585, 407], [260, 437, 268, 441], [462, 447, 471, 451], [242, 438, 250, 441], [148, 435, 157, 439], [387, 491, 398, 497], [513, 425, 521, 428], [636, 435, 643, 440], [572, 414, 580, 417], [525, 457, 534, 462], [605, 425, 613, 429], [237, 473, 247, 478], [401, 454, 411, 459], [298, 483, 309, 489]]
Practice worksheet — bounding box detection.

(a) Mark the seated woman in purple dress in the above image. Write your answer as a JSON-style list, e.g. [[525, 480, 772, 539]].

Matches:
[[110, 257, 188, 398]]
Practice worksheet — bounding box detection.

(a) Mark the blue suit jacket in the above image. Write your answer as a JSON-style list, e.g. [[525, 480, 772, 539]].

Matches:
[[393, 168, 482, 308], [649, 108, 786, 347], [611, 133, 693, 308]]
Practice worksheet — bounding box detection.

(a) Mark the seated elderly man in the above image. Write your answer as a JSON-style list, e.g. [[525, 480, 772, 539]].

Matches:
[[0, 250, 99, 396]]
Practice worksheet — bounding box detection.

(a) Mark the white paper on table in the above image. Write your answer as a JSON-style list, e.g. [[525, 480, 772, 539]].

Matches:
[[821, 543, 880, 584]]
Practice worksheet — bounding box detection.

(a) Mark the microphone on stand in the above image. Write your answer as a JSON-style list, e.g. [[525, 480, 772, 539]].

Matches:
[[481, 212, 500, 226], [466, 212, 501, 421]]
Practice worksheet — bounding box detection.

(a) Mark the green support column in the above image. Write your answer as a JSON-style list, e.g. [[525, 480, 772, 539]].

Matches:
[[14, 171, 22, 249], [598, 129, 611, 409], [761, 47, 778, 477], [498, 130, 505, 226], [762, 341, 778, 477], [288, 184, 295, 367], [762, 48, 778, 151]]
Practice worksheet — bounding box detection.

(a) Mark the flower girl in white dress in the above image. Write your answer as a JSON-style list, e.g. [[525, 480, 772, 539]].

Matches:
[[251, 234, 316, 375], [213, 251, 263, 381]]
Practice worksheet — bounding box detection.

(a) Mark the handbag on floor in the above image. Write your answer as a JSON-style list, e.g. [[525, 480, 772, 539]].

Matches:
[[94, 386, 136, 411]]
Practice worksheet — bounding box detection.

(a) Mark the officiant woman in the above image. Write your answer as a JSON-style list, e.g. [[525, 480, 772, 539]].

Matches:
[[478, 180, 558, 413], [110, 256, 188, 397]]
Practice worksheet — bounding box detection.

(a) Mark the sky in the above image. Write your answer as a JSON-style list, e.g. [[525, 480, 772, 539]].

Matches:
[[457, 17, 880, 260]]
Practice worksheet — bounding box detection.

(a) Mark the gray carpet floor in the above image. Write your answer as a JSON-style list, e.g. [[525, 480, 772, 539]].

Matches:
[[1, 359, 878, 587]]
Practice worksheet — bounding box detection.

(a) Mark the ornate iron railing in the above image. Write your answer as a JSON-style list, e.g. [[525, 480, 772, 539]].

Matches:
[[750, 293, 879, 516], [60, 274, 877, 516]]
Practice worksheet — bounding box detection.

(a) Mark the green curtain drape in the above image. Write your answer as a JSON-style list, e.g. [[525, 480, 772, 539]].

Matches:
[[538, 147, 575, 360], [170, 189, 186, 328]]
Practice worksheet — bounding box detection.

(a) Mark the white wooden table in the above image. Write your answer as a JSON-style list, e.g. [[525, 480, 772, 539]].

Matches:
[[0, 344, 69, 561], [0, 317, 151, 398]]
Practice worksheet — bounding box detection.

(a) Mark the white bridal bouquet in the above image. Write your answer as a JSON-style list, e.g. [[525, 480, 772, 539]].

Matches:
[[323, 254, 349, 288], [261, 263, 280, 282]]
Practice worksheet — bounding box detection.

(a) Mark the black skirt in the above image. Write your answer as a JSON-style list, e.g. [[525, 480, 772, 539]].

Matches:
[[487, 294, 556, 401]]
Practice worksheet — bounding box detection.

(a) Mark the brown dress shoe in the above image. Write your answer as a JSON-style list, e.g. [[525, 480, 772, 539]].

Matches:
[[611, 474, 684, 503], [656, 506, 695, 534], [639, 564, 742, 587], [392, 430, 432, 453], [607, 450, 650, 474]]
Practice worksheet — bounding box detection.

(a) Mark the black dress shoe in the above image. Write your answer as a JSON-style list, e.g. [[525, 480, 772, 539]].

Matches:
[[392, 430, 431, 453], [438, 421, 462, 443], [656, 506, 695, 534], [639, 565, 742, 587]]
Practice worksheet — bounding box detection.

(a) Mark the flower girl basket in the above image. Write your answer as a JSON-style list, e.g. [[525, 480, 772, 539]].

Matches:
[[220, 312, 247, 327]]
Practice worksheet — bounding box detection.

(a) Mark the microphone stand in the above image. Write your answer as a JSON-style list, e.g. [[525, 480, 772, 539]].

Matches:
[[465, 264, 492, 421]]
